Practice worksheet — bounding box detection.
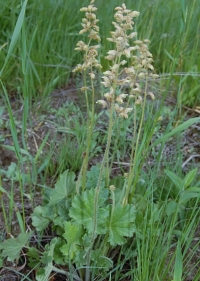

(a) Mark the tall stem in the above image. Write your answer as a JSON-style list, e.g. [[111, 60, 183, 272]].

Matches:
[[81, 73, 96, 191], [85, 96, 115, 281], [126, 79, 148, 201]]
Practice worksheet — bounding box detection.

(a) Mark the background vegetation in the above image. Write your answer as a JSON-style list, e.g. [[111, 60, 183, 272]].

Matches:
[[0, 0, 199, 105]]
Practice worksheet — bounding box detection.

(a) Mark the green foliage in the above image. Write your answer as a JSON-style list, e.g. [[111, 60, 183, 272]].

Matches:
[[86, 165, 105, 189], [165, 168, 200, 205], [107, 204, 135, 246], [32, 169, 77, 232], [43, 103, 103, 176], [61, 222, 84, 260], [0, 0, 28, 76], [69, 188, 109, 234], [0, 232, 32, 262], [0, 0, 199, 105], [153, 117, 200, 147], [35, 238, 57, 281], [30, 168, 136, 279], [49, 169, 76, 205], [31, 206, 52, 231], [172, 241, 183, 281]]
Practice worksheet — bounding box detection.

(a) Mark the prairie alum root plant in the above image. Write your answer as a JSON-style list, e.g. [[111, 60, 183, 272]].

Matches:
[[33, 1, 159, 280], [42, 1, 159, 279], [73, 1, 158, 198]]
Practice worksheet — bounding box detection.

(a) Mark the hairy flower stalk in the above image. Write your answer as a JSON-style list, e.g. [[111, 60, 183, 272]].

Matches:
[[73, 2, 103, 280], [124, 41, 158, 202], [96, 4, 158, 203], [96, 4, 140, 186], [73, 0, 101, 194]]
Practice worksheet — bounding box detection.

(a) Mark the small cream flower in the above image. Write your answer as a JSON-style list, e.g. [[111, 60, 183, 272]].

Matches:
[[116, 96, 124, 104], [135, 96, 143, 105], [80, 86, 89, 92], [109, 185, 116, 191], [157, 116, 163, 121], [96, 100, 108, 108], [89, 72, 95, 79], [75, 41, 88, 51], [104, 90, 114, 102], [149, 92, 155, 100], [125, 66, 136, 75], [116, 94, 128, 104], [118, 107, 133, 119], [133, 87, 142, 93], [114, 104, 133, 118], [102, 76, 111, 88], [73, 0, 101, 74], [105, 50, 118, 60], [150, 73, 159, 79], [80, 4, 97, 13]]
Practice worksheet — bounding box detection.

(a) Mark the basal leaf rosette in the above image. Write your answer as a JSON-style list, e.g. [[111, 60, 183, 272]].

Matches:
[[69, 188, 136, 247]]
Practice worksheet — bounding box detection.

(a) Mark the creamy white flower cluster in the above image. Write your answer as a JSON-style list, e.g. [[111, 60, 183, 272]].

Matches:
[[73, 0, 101, 75], [97, 3, 158, 116], [73, 1, 157, 118]]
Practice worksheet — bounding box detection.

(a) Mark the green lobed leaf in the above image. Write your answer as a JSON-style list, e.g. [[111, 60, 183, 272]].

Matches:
[[60, 244, 72, 260], [0, 232, 32, 262], [63, 221, 84, 245], [61, 222, 84, 260], [69, 188, 109, 234], [57, 200, 71, 221], [106, 204, 136, 246], [49, 170, 76, 206], [31, 206, 51, 231], [86, 165, 105, 189]]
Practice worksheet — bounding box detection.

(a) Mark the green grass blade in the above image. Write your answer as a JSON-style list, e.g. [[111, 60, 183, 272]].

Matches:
[[173, 241, 183, 281], [153, 117, 200, 146], [0, 0, 28, 76], [0, 81, 22, 161]]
